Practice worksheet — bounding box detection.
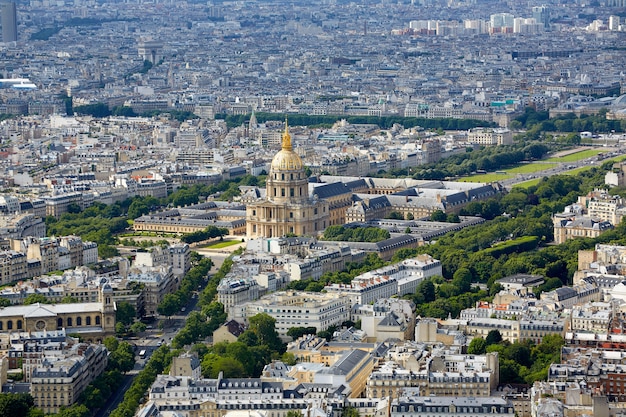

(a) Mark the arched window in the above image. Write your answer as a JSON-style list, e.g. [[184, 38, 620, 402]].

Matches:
[[67, 317, 72, 327], [0, 321, 3, 330], [16, 320, 22, 330], [86, 316, 91, 325], [76, 317, 82, 326], [95, 316, 101, 325], [7, 320, 12, 330], [57, 318, 63, 328]]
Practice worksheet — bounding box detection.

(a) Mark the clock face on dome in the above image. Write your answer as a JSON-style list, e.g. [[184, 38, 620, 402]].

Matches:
[[35, 320, 46, 330]]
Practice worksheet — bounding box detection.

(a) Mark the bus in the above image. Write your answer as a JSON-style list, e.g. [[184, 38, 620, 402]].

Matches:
[[139, 350, 146, 359]]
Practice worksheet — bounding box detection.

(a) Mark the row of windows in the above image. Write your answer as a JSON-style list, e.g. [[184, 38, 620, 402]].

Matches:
[[0, 315, 103, 330]]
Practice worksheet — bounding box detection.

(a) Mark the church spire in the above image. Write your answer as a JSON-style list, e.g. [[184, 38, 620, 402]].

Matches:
[[282, 119, 292, 151]]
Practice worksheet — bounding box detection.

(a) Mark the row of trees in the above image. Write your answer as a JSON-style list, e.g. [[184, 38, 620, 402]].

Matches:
[[110, 345, 179, 417], [72, 102, 198, 122], [169, 251, 239, 349], [321, 225, 390, 242], [216, 112, 496, 130], [157, 257, 214, 318], [180, 226, 229, 244], [512, 107, 626, 135]]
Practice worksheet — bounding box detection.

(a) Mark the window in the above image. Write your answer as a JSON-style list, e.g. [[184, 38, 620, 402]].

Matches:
[[86, 316, 91, 325], [17, 320, 22, 330], [281, 188, 285, 197], [290, 212, 293, 218], [67, 318, 72, 327], [281, 174, 285, 180], [57, 318, 62, 328], [7, 320, 12, 330], [290, 188, 294, 197], [76, 317, 82, 326]]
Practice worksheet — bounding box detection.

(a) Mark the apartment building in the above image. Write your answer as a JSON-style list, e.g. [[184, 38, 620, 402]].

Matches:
[[390, 395, 514, 417], [232, 291, 351, 340], [31, 343, 108, 414], [217, 277, 260, 310], [127, 265, 177, 317], [553, 214, 613, 245], [466, 128, 513, 146], [0, 250, 28, 285]]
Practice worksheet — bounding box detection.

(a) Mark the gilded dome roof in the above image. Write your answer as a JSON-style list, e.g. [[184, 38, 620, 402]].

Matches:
[[270, 121, 303, 172], [271, 149, 303, 171]]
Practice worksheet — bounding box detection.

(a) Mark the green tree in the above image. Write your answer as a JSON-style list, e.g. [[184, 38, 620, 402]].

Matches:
[[130, 321, 147, 334], [387, 211, 404, 220], [467, 337, 487, 354], [23, 294, 49, 305], [452, 267, 473, 294], [61, 295, 79, 303], [116, 302, 136, 326], [430, 210, 447, 222], [248, 313, 285, 353], [286, 326, 317, 341], [158, 293, 181, 317], [342, 407, 359, 417], [0, 393, 35, 417], [446, 213, 461, 223], [485, 329, 503, 346]]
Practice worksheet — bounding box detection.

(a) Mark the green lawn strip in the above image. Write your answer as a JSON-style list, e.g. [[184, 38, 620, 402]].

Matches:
[[201, 239, 242, 249], [514, 178, 542, 188]]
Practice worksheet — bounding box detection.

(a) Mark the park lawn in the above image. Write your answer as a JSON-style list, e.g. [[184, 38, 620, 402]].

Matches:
[[460, 173, 511, 182], [460, 162, 557, 182], [545, 149, 605, 162], [202, 239, 241, 249], [506, 162, 557, 174], [514, 178, 542, 188]]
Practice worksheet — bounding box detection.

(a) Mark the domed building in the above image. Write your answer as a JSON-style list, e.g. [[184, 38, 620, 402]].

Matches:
[[246, 122, 329, 238]]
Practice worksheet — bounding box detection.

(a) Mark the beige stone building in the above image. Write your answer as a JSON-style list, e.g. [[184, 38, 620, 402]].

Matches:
[[553, 214, 613, 245], [247, 122, 330, 238], [0, 285, 116, 341], [31, 343, 108, 414]]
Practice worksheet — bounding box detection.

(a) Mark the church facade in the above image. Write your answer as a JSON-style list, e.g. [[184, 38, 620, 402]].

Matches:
[[246, 122, 329, 238]]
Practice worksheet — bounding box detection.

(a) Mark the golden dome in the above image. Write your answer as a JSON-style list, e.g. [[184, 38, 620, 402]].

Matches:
[[270, 120, 303, 171], [271, 148, 303, 171]]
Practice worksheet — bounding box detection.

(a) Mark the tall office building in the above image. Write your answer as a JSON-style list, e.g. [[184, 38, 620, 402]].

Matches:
[[1, 2, 17, 43], [532, 5, 550, 30]]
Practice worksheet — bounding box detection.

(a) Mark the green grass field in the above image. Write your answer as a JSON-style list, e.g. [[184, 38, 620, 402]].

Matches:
[[460, 173, 510, 182], [514, 178, 542, 188], [201, 239, 242, 249], [506, 163, 557, 174], [545, 149, 605, 163], [461, 162, 557, 183]]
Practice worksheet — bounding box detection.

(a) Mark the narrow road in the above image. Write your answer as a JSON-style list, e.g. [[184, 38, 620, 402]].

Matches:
[[95, 373, 134, 417]]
